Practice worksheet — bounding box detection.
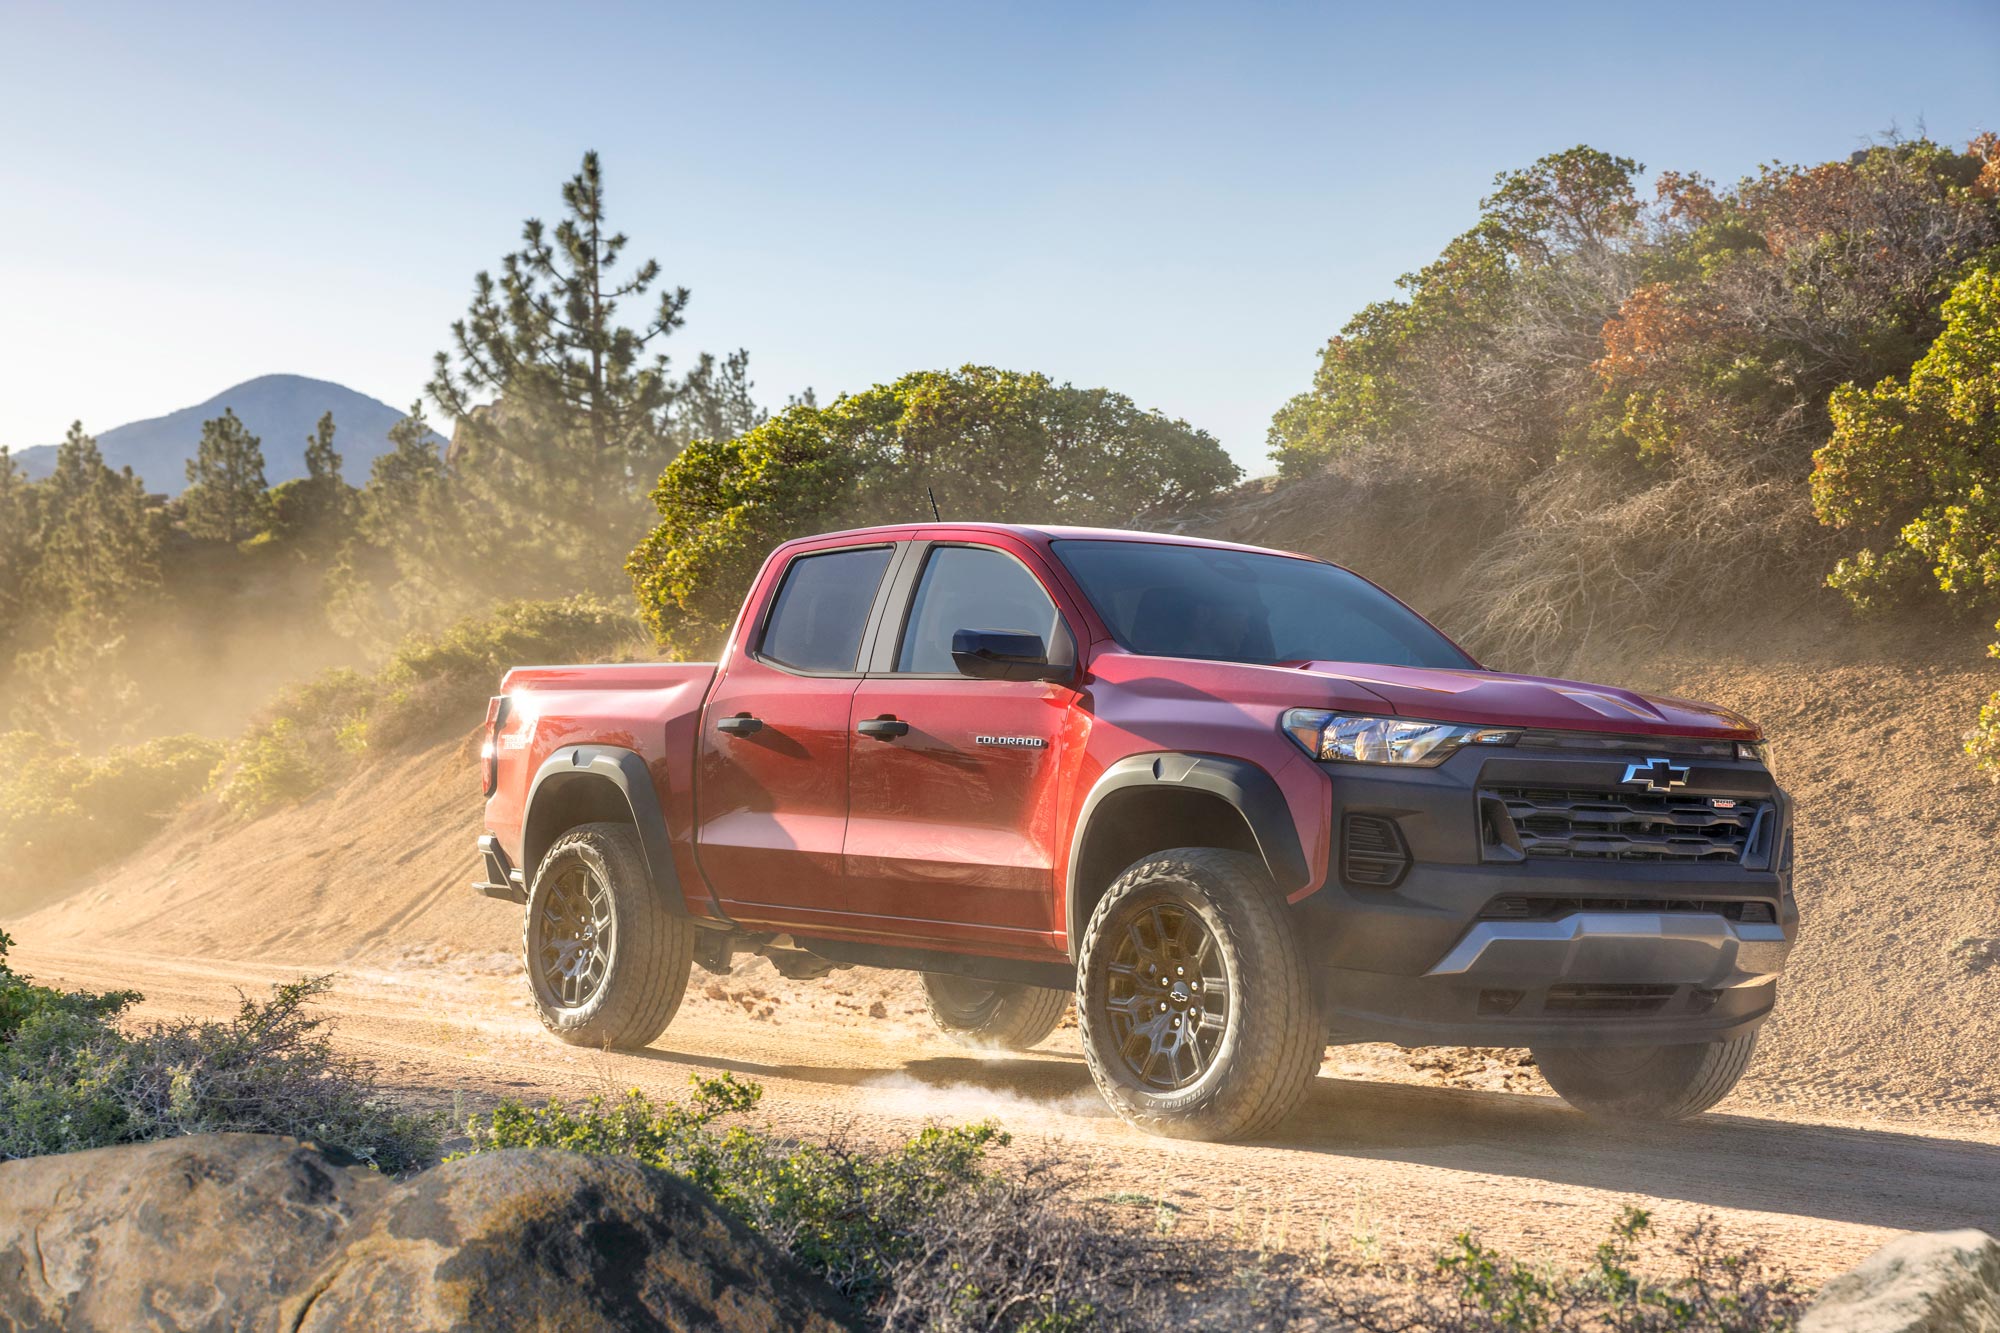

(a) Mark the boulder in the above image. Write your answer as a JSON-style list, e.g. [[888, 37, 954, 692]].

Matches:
[[1803, 1229, 2000, 1333], [0, 1133, 859, 1332]]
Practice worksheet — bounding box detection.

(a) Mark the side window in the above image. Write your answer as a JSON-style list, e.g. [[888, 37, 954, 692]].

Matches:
[[759, 546, 893, 673], [897, 546, 1061, 673]]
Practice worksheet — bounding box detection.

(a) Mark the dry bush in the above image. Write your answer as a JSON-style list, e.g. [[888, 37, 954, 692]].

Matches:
[[1439, 459, 1832, 673]]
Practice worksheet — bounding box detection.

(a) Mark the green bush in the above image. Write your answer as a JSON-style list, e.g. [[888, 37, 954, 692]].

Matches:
[[215, 717, 319, 814], [0, 932, 437, 1169], [461, 1075, 1010, 1309], [0, 731, 223, 898]]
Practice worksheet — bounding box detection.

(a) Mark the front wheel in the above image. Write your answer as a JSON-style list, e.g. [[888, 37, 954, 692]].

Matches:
[[920, 972, 1069, 1050], [1076, 848, 1321, 1141], [1532, 1034, 1758, 1121], [523, 822, 694, 1049]]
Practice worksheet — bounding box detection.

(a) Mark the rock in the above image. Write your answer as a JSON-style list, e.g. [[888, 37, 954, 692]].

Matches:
[[0, 1133, 860, 1332], [1802, 1229, 2000, 1333]]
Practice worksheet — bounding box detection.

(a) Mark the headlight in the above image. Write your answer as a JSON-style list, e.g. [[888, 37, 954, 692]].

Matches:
[[1737, 740, 1777, 778], [1282, 709, 1521, 766]]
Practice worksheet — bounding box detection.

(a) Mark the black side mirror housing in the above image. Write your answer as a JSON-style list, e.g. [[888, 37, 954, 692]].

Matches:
[[951, 629, 1067, 682]]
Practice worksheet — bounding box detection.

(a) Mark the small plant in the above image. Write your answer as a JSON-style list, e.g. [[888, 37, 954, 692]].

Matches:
[[215, 717, 320, 814], [0, 931, 437, 1169], [1319, 1207, 1805, 1333]]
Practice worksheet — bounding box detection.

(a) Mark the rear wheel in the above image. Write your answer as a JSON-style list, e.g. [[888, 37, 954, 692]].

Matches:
[[920, 972, 1069, 1050], [1532, 1034, 1758, 1121], [524, 822, 694, 1049], [1076, 848, 1321, 1141]]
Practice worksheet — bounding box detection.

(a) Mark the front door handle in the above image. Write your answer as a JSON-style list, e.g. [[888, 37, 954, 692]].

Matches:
[[856, 716, 910, 740], [715, 713, 764, 736]]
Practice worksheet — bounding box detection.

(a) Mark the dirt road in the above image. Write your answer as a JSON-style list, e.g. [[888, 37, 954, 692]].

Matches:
[[22, 941, 1999, 1286]]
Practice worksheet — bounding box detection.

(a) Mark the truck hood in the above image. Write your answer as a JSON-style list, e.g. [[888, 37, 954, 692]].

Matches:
[[1290, 661, 1758, 740]]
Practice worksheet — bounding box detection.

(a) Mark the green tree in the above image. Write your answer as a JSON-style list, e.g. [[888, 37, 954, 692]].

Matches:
[[267, 412, 353, 553], [0, 448, 38, 658], [329, 404, 471, 638], [628, 365, 1240, 652], [10, 424, 164, 742], [430, 150, 690, 599], [182, 409, 271, 543], [669, 348, 768, 451], [1813, 265, 2000, 771]]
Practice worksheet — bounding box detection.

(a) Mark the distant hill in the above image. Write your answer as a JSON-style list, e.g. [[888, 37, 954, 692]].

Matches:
[[11, 375, 445, 494]]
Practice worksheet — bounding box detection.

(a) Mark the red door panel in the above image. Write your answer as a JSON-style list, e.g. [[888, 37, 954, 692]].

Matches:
[[844, 678, 1070, 942], [696, 657, 859, 923]]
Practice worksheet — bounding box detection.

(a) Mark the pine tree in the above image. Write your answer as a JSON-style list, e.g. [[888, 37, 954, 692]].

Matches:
[[268, 411, 352, 551], [182, 409, 271, 543], [304, 411, 341, 487], [0, 447, 39, 657], [429, 150, 690, 597], [669, 348, 768, 451]]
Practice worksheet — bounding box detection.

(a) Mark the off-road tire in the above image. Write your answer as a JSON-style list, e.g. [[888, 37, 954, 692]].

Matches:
[[1076, 848, 1321, 1141], [920, 972, 1069, 1050], [1532, 1034, 1758, 1121], [523, 822, 694, 1050]]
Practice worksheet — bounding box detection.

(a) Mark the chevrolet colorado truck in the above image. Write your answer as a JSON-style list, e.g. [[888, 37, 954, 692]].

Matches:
[[475, 524, 1796, 1140]]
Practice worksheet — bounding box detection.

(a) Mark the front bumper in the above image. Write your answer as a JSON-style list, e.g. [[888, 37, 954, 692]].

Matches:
[[1297, 741, 1798, 1047]]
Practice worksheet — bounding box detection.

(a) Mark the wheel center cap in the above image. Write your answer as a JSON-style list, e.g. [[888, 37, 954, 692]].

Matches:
[[1168, 981, 1192, 1005]]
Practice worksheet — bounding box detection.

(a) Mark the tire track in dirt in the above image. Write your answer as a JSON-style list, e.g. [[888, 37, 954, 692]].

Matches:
[[21, 943, 1999, 1284]]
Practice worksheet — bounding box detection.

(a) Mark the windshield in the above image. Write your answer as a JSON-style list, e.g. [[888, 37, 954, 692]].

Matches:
[[1052, 539, 1474, 669]]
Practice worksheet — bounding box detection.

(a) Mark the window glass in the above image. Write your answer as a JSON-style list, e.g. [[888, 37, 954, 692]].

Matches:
[[1052, 539, 1473, 670], [897, 546, 1062, 673], [758, 546, 893, 672]]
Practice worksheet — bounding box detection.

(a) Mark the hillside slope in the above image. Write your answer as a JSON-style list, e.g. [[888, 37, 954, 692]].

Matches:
[[12, 374, 444, 493], [13, 595, 1999, 1127]]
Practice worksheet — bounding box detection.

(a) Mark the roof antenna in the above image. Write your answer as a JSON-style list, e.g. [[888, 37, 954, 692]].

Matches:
[[926, 486, 942, 522]]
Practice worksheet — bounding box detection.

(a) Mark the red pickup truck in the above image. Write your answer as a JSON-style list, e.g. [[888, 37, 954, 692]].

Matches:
[[476, 524, 1795, 1140]]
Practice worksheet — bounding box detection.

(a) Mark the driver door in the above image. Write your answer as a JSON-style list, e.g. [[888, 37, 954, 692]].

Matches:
[[843, 540, 1077, 946]]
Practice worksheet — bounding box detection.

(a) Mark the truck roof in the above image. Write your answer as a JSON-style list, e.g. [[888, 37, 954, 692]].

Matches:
[[782, 521, 1317, 562]]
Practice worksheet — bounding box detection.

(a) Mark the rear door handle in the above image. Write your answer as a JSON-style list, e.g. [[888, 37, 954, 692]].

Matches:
[[856, 716, 909, 740], [715, 713, 763, 736]]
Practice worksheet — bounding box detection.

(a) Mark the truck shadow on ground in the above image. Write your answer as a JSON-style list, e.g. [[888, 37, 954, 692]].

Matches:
[[641, 1045, 1999, 1237]]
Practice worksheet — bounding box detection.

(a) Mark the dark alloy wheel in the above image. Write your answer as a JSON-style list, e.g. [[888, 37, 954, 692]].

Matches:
[[523, 822, 694, 1049], [920, 971, 1069, 1050], [1076, 848, 1321, 1141], [1103, 901, 1228, 1090], [532, 863, 614, 1008]]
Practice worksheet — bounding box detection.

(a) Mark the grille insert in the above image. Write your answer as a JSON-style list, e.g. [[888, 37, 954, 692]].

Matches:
[[1483, 786, 1764, 863], [1480, 895, 1777, 923]]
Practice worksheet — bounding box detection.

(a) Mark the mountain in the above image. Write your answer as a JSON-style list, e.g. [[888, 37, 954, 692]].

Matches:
[[10, 375, 445, 494]]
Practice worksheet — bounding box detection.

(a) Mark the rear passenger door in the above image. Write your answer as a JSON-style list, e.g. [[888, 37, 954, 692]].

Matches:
[[695, 542, 899, 927], [843, 540, 1077, 948]]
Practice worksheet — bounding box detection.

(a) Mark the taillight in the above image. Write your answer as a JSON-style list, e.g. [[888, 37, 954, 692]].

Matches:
[[481, 695, 510, 796]]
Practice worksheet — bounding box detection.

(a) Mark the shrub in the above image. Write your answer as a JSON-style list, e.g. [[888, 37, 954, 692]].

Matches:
[[0, 931, 437, 1170], [215, 717, 319, 814], [0, 731, 223, 900], [460, 1075, 1176, 1327], [1319, 1207, 1806, 1333]]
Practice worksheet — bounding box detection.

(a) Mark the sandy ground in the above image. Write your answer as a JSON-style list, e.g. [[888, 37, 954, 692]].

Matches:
[[10, 604, 2000, 1284]]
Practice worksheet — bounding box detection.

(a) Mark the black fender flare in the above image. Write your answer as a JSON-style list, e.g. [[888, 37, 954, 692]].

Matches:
[[1064, 752, 1310, 956], [522, 746, 687, 915]]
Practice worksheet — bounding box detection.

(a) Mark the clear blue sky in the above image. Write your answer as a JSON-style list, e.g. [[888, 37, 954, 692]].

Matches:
[[2, 0, 1994, 474]]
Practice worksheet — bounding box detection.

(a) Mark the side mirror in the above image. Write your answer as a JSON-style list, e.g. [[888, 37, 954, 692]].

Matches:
[[951, 629, 1066, 682]]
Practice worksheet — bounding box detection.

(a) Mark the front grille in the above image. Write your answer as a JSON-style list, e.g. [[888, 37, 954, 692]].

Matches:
[[1484, 786, 1764, 863], [1545, 983, 1677, 1014], [1480, 895, 1777, 923]]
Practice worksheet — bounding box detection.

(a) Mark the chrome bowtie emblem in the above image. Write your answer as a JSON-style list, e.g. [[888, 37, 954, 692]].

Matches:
[[1622, 757, 1690, 792]]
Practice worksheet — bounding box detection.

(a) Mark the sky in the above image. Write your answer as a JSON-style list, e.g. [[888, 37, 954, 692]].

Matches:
[[1, 1, 1995, 476]]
